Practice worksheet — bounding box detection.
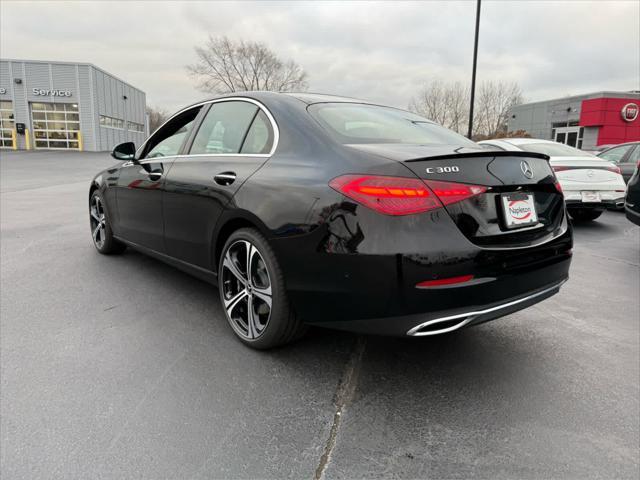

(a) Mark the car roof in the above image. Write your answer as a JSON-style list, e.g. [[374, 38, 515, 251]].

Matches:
[[281, 92, 370, 104], [600, 141, 640, 150], [491, 138, 557, 145]]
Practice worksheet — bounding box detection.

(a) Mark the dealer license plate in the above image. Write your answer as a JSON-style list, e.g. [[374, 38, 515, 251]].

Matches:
[[581, 191, 601, 203], [501, 193, 538, 229]]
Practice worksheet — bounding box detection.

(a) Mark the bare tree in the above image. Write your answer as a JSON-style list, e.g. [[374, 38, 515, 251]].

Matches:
[[409, 79, 523, 137], [408, 80, 469, 134], [474, 81, 523, 137], [146, 106, 170, 134], [186, 36, 308, 93]]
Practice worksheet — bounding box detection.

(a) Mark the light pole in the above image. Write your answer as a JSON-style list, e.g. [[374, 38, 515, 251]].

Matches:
[[467, 0, 481, 139]]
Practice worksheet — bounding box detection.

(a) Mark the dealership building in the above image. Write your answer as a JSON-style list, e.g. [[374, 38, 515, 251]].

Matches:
[[506, 91, 640, 150], [0, 59, 147, 151]]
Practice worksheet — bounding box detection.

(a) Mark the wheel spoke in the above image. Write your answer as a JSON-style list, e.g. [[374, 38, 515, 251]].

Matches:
[[92, 224, 102, 242], [252, 288, 272, 308], [224, 288, 247, 310], [246, 295, 256, 339], [90, 207, 100, 222], [223, 251, 247, 285], [245, 241, 254, 280]]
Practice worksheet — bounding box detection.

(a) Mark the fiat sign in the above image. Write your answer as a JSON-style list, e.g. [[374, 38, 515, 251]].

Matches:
[[621, 103, 639, 122]]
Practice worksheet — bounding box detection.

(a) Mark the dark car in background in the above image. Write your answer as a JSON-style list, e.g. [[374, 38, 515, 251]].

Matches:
[[598, 142, 640, 183], [624, 162, 640, 226], [88, 92, 572, 348]]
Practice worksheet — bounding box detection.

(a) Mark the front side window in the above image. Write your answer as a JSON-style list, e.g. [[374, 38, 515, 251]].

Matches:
[[599, 144, 633, 163], [190, 101, 258, 155], [143, 106, 201, 159], [308, 103, 477, 147]]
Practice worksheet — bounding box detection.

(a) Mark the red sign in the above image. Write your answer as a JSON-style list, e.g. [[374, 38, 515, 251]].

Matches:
[[621, 103, 639, 122]]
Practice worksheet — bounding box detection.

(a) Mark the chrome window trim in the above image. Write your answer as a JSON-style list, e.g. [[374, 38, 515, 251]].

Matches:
[[136, 97, 280, 160]]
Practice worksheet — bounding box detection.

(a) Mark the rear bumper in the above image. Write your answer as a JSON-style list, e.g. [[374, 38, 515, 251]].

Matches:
[[318, 279, 565, 337], [303, 254, 571, 336], [625, 204, 640, 226], [271, 201, 572, 337], [564, 190, 625, 209]]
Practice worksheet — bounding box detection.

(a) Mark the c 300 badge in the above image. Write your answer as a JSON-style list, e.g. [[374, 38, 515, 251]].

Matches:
[[425, 166, 460, 174]]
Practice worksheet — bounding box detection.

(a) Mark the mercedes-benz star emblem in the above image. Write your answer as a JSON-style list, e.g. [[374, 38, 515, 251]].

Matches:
[[520, 160, 533, 179]]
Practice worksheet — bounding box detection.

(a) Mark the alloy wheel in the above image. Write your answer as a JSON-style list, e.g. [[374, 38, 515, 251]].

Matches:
[[90, 195, 107, 249], [221, 240, 273, 340]]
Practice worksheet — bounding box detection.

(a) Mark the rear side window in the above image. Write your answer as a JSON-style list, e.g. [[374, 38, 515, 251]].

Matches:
[[190, 101, 258, 154], [240, 110, 274, 154], [481, 142, 505, 151], [308, 103, 477, 147], [599, 144, 633, 163]]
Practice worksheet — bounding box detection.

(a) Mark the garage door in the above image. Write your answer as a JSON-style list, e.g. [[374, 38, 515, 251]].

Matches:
[[0, 101, 14, 149], [31, 102, 80, 150]]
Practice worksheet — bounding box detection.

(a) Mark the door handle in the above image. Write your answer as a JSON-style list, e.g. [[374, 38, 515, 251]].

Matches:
[[214, 172, 237, 186], [147, 172, 163, 181]]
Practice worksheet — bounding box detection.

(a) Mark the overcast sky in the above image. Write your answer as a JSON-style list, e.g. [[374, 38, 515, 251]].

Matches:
[[1, 0, 638, 112]]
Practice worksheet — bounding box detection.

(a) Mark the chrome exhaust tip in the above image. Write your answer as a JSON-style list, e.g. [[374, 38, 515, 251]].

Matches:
[[406, 314, 475, 336]]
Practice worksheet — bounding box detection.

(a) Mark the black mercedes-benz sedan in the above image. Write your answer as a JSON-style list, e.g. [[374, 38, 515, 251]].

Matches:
[[89, 92, 572, 348]]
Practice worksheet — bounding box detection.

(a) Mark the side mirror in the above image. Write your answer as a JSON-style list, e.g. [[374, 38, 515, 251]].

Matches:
[[111, 142, 136, 161]]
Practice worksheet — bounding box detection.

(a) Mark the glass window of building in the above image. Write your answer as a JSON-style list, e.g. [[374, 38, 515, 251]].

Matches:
[[0, 101, 15, 148], [31, 102, 80, 150]]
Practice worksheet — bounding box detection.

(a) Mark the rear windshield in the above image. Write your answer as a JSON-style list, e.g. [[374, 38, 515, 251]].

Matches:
[[308, 103, 477, 147], [518, 142, 596, 157]]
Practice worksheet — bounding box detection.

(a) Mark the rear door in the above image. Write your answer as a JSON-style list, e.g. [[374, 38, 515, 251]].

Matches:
[[114, 106, 201, 251], [163, 99, 276, 269]]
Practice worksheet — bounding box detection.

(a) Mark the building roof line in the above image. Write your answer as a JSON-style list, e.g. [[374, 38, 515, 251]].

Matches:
[[1, 58, 146, 95], [512, 91, 640, 109]]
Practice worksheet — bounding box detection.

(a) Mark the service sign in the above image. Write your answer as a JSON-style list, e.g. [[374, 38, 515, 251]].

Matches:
[[621, 103, 639, 122], [32, 88, 72, 97]]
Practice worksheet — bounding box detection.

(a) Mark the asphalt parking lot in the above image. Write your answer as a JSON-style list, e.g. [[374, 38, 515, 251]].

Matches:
[[1, 150, 639, 479]]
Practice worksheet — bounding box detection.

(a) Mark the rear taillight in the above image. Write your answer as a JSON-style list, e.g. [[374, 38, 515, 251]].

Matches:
[[329, 175, 486, 215], [606, 165, 621, 174], [552, 166, 569, 172], [554, 181, 563, 193], [422, 180, 487, 206], [329, 175, 440, 215]]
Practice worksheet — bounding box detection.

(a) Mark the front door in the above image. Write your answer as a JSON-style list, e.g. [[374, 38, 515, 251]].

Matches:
[[554, 126, 581, 148], [114, 106, 201, 251], [163, 100, 276, 269]]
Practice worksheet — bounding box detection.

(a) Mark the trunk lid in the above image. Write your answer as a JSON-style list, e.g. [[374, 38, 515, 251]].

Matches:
[[549, 156, 624, 188], [347, 144, 566, 248]]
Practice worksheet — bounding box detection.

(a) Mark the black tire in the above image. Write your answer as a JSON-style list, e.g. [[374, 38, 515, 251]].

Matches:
[[89, 190, 126, 254], [218, 228, 307, 349], [569, 208, 603, 222]]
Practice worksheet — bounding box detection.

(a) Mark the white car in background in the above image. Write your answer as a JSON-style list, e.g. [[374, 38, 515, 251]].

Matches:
[[478, 138, 626, 222]]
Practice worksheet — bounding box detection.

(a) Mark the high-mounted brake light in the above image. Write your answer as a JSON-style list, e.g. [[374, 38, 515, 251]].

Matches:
[[329, 175, 486, 215]]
